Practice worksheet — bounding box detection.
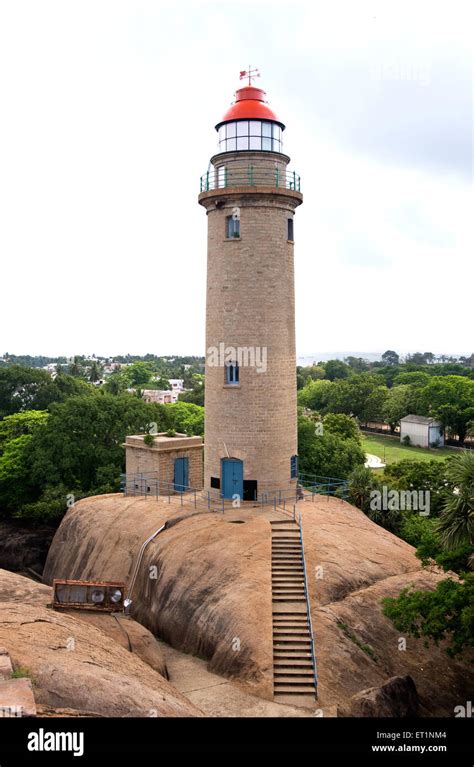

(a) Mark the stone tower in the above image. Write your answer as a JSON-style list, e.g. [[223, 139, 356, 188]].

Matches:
[[198, 73, 303, 501]]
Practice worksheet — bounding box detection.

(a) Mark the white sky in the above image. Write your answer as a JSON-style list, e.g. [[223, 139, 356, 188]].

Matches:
[[0, 0, 472, 358]]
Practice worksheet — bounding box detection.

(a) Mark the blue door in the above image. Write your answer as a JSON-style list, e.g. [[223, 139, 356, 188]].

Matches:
[[221, 458, 243, 500], [174, 457, 189, 493]]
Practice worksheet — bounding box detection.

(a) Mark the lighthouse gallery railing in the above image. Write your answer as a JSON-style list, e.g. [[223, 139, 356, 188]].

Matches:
[[200, 165, 301, 193]]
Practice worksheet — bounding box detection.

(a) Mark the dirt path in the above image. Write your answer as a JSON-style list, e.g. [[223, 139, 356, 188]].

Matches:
[[156, 639, 328, 717]]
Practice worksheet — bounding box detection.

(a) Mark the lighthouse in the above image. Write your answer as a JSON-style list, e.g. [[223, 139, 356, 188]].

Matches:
[[199, 71, 303, 502]]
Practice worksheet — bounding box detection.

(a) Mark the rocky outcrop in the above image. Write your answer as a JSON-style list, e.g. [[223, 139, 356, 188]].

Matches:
[[44, 497, 274, 698], [0, 570, 200, 717], [0, 677, 36, 717], [350, 675, 419, 717], [43, 493, 474, 715]]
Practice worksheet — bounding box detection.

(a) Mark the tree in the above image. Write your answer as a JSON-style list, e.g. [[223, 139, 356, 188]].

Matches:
[[178, 386, 204, 406], [88, 360, 103, 383], [0, 410, 49, 446], [124, 362, 153, 387], [155, 377, 171, 390], [68, 356, 84, 377], [326, 374, 387, 423], [103, 372, 127, 395], [296, 365, 326, 389], [383, 459, 450, 516], [382, 574, 474, 657], [344, 356, 370, 372], [437, 451, 474, 548], [406, 352, 428, 365], [324, 359, 350, 381], [297, 379, 333, 413], [297, 415, 365, 480], [418, 376, 474, 443], [383, 384, 417, 432], [323, 413, 361, 443], [165, 402, 204, 436], [0, 434, 37, 511], [381, 350, 399, 366], [392, 371, 430, 388], [0, 366, 91, 418], [347, 465, 380, 512], [26, 394, 169, 499]]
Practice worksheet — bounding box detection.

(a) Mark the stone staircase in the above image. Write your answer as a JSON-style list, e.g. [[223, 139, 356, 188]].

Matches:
[[271, 519, 317, 705]]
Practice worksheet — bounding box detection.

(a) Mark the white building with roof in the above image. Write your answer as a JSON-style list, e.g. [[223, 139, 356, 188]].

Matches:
[[400, 415, 444, 448]]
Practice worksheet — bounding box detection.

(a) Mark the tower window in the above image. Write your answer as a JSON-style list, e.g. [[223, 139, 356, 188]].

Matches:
[[287, 218, 294, 241], [225, 362, 239, 385], [290, 454, 298, 479], [226, 215, 240, 238]]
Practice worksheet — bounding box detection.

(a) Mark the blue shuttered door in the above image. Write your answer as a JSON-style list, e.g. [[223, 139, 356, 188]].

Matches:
[[221, 458, 243, 500], [174, 457, 189, 493]]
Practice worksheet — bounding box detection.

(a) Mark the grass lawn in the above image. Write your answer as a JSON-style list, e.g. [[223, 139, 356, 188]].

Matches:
[[361, 433, 453, 465]]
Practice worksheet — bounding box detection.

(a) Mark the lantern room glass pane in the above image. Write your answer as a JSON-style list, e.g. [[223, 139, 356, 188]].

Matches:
[[272, 138, 281, 151], [249, 136, 261, 150], [249, 120, 261, 136], [226, 137, 236, 151], [237, 136, 248, 150], [218, 126, 226, 142], [272, 124, 281, 141], [237, 121, 248, 136], [262, 136, 272, 151], [262, 122, 272, 137], [226, 122, 236, 138]]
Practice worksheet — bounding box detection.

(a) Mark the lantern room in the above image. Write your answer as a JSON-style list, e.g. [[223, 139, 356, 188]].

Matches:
[[215, 85, 285, 154]]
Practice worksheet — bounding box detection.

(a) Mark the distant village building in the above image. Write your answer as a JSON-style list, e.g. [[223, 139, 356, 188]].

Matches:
[[168, 378, 184, 391], [400, 415, 444, 448], [142, 389, 180, 405]]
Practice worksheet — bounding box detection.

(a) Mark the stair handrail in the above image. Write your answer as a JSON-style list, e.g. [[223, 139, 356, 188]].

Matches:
[[298, 510, 318, 699], [126, 524, 166, 605]]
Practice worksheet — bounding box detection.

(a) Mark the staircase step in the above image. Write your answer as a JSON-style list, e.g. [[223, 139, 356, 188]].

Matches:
[[273, 618, 308, 628], [270, 521, 299, 525], [272, 598, 306, 603], [274, 671, 315, 680], [274, 659, 313, 667], [273, 685, 316, 694]]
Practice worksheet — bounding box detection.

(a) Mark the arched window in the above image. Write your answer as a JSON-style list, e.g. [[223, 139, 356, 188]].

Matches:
[[225, 362, 239, 385], [290, 455, 298, 479]]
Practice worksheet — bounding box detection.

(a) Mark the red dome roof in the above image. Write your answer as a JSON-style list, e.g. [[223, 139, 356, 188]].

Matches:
[[216, 85, 284, 129]]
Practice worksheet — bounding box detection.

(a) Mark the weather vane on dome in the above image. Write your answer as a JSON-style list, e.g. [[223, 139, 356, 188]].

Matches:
[[239, 66, 260, 86]]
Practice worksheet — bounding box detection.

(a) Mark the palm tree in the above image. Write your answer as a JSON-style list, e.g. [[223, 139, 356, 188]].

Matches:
[[437, 451, 474, 548], [347, 465, 379, 512], [88, 360, 102, 383]]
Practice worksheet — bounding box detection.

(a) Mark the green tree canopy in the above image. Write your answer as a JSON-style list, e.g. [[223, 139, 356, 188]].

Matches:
[[323, 413, 361, 443], [0, 366, 92, 417], [297, 379, 333, 413], [418, 376, 474, 443], [383, 574, 474, 657], [323, 359, 351, 381], [298, 415, 365, 480], [383, 384, 418, 431], [381, 350, 400, 366]]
